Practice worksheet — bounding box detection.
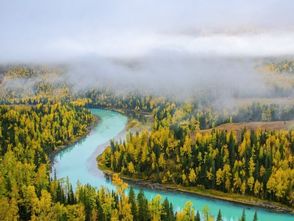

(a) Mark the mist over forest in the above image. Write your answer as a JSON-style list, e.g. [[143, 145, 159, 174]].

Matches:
[[0, 1, 294, 221], [1, 0, 294, 107]]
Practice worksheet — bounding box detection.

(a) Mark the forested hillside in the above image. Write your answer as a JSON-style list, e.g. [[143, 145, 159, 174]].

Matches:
[[0, 102, 247, 220], [0, 103, 94, 219], [99, 102, 294, 207], [2, 0, 294, 220], [85, 90, 294, 129], [100, 128, 294, 205], [0, 65, 291, 220], [264, 60, 294, 74]]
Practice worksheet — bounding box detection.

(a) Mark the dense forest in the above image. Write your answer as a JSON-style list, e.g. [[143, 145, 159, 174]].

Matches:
[[0, 103, 94, 158], [0, 102, 253, 220], [99, 101, 294, 206], [84, 90, 294, 129], [1, 66, 294, 128], [100, 128, 294, 205], [1, 66, 292, 220], [0, 103, 93, 219], [264, 60, 294, 74], [2, 0, 294, 218]]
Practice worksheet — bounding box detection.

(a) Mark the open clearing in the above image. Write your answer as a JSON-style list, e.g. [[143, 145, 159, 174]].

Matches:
[[202, 120, 294, 134]]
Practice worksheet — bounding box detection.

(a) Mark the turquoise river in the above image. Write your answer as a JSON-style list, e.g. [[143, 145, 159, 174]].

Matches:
[[52, 109, 294, 221]]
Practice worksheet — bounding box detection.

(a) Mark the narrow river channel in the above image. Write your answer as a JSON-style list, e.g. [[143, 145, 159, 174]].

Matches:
[[52, 109, 294, 221]]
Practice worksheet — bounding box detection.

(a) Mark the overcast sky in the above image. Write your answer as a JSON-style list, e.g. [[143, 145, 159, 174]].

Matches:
[[1, 0, 294, 62]]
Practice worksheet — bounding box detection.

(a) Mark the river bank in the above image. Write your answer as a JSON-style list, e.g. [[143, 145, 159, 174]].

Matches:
[[49, 114, 99, 164], [53, 108, 294, 220], [98, 161, 294, 214], [96, 110, 294, 215]]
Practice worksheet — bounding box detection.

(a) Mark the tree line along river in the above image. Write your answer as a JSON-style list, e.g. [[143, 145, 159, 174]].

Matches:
[[52, 109, 294, 221]]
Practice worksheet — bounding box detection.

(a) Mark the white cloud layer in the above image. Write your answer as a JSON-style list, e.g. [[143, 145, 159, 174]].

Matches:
[[0, 0, 294, 62]]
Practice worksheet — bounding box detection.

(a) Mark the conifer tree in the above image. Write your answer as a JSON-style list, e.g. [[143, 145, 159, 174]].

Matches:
[[253, 211, 258, 221], [217, 209, 223, 221], [240, 209, 246, 221], [128, 187, 138, 220]]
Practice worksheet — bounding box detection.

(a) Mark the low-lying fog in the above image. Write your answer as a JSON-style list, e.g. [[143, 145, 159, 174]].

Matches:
[[1, 0, 294, 107]]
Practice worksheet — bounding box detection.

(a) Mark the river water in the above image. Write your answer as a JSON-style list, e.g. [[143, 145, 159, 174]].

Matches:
[[52, 109, 293, 221]]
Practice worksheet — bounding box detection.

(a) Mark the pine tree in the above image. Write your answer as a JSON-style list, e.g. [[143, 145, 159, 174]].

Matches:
[[253, 211, 258, 221], [195, 211, 201, 221], [128, 187, 138, 220], [161, 198, 175, 221], [137, 189, 150, 221], [228, 132, 236, 166], [217, 209, 223, 221], [161, 199, 170, 221], [169, 202, 175, 221], [240, 209, 246, 221], [67, 184, 76, 204]]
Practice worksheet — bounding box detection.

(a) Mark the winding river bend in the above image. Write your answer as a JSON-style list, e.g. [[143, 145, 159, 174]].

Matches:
[[52, 109, 293, 221]]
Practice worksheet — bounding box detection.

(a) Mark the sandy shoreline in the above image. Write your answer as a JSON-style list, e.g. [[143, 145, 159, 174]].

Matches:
[[87, 127, 128, 178]]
